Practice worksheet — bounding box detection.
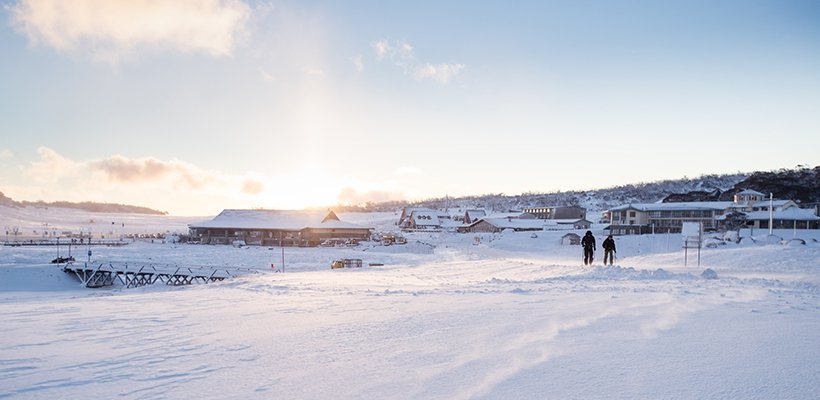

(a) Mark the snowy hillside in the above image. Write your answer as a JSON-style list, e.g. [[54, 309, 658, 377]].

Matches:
[[359, 166, 817, 217], [347, 172, 748, 215], [0, 204, 199, 240], [0, 191, 167, 215]]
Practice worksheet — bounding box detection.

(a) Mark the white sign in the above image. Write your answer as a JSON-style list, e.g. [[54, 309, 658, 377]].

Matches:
[[681, 222, 703, 267], [681, 222, 702, 239]]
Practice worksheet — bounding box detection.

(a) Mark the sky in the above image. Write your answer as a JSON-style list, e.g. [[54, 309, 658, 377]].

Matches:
[[0, 0, 819, 216]]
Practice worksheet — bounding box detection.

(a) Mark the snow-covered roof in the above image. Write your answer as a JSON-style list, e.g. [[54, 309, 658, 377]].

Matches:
[[610, 198, 798, 213], [481, 218, 546, 230], [400, 208, 450, 225], [736, 189, 765, 196], [609, 202, 734, 212], [404, 207, 448, 216], [439, 219, 462, 228], [465, 209, 486, 218], [483, 212, 529, 219], [748, 199, 795, 209], [745, 208, 820, 221], [542, 218, 591, 226], [189, 209, 370, 230], [412, 212, 442, 226]]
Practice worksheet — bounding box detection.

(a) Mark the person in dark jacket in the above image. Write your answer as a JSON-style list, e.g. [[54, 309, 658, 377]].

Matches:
[[581, 231, 596, 265], [602, 234, 616, 265]]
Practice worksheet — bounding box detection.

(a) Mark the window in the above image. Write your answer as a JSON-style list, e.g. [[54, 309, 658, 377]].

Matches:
[[629, 211, 636, 217]]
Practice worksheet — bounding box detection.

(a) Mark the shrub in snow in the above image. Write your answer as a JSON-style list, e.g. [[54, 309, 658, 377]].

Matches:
[[700, 269, 718, 279], [736, 237, 754, 246], [752, 234, 782, 245], [703, 238, 724, 248], [722, 230, 739, 243]]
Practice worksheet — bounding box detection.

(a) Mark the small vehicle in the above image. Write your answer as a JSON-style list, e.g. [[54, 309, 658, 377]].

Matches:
[[381, 234, 407, 245], [331, 258, 363, 269], [321, 239, 360, 247]]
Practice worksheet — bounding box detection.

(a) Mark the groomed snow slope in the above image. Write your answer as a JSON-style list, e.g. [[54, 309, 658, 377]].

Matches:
[[1, 211, 819, 399]]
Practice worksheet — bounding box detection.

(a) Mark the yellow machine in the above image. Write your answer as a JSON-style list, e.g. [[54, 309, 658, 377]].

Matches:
[[331, 259, 363, 269]]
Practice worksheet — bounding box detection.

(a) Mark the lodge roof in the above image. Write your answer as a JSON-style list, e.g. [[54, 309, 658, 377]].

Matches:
[[608, 202, 735, 212], [189, 209, 370, 231], [736, 189, 765, 196], [744, 208, 820, 221], [608, 199, 796, 213]]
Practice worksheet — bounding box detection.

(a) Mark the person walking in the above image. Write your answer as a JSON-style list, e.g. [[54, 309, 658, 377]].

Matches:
[[602, 234, 616, 266], [581, 230, 596, 265]]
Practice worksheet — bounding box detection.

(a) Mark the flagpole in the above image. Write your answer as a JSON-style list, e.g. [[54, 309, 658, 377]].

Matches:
[[768, 193, 773, 235]]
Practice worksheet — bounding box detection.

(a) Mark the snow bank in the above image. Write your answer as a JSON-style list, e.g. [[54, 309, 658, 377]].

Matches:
[[0, 264, 84, 292]]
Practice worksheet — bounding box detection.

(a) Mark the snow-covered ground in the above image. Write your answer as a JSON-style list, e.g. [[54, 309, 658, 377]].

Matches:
[[1, 207, 820, 399], [0, 204, 199, 240]]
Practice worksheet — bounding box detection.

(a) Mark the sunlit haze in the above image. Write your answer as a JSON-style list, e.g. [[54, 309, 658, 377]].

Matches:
[[1, 0, 818, 215]]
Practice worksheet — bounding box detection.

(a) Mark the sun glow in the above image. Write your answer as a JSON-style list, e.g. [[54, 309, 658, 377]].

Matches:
[[252, 168, 343, 210]]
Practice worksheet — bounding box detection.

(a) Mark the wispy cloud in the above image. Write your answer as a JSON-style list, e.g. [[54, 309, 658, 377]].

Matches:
[[372, 39, 464, 83], [0, 149, 14, 159], [8, 0, 252, 63], [351, 55, 364, 72], [90, 154, 222, 190], [7, 147, 421, 214], [258, 67, 275, 83], [414, 63, 465, 84], [373, 39, 390, 60], [26, 147, 81, 183], [240, 179, 264, 195], [22, 147, 257, 195]]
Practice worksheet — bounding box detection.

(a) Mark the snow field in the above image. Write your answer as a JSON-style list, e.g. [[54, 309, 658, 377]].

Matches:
[[1, 210, 819, 399]]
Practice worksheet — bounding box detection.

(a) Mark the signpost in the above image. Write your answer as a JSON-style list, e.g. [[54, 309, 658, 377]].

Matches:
[[682, 222, 702, 267]]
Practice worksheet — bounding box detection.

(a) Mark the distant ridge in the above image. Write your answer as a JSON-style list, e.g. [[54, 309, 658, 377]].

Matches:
[[661, 166, 820, 205], [730, 166, 819, 205], [334, 166, 818, 214], [334, 172, 750, 213], [0, 192, 168, 215]]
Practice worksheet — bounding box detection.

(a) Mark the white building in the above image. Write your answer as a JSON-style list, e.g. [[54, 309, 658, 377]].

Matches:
[[459, 212, 591, 233], [605, 190, 812, 234], [398, 207, 450, 230]]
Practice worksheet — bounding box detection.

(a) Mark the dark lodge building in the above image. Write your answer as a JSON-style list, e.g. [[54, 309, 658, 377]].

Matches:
[[189, 209, 372, 246], [522, 206, 587, 220]]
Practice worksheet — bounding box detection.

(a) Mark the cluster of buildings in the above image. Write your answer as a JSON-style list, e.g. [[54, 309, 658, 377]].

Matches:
[[605, 189, 820, 235], [188, 206, 594, 246], [399, 206, 592, 233], [187, 189, 819, 246]]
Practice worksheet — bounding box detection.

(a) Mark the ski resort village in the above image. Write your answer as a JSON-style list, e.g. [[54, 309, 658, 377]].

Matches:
[[182, 188, 818, 248]]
